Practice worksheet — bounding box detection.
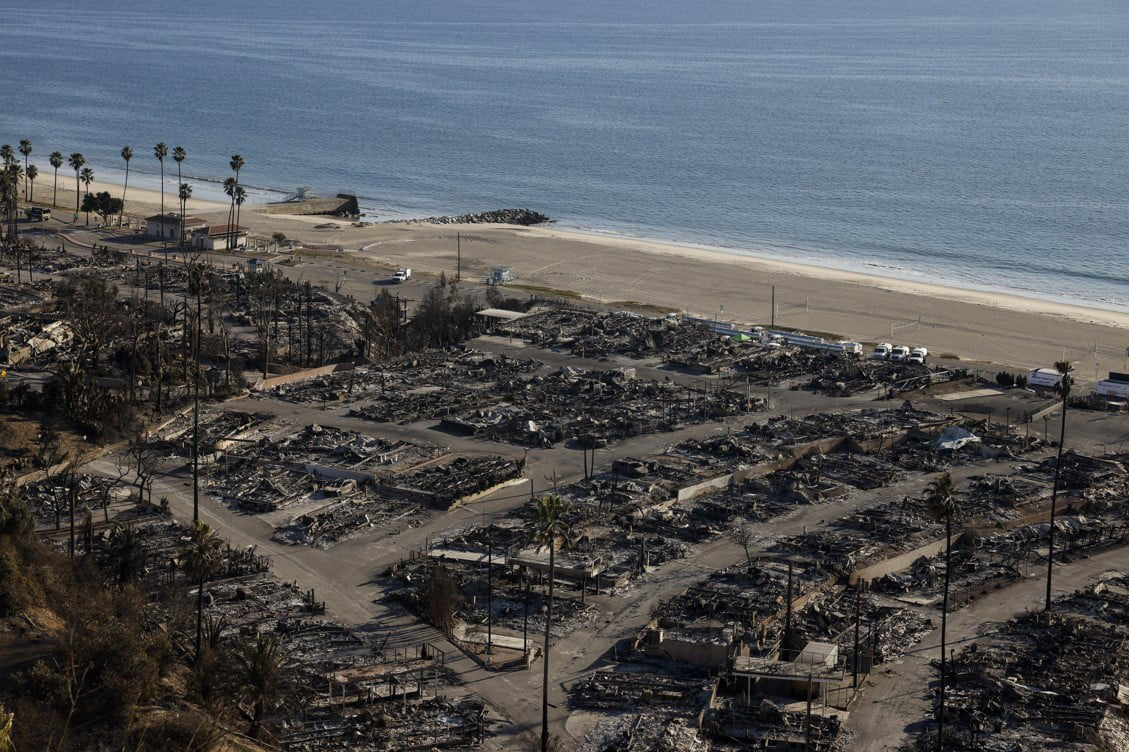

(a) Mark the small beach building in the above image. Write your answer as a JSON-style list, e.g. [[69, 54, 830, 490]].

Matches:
[[191, 224, 248, 252], [145, 213, 207, 241]]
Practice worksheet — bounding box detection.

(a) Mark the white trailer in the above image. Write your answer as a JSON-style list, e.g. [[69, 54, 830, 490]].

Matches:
[[1028, 367, 1064, 390], [1096, 378, 1129, 399]]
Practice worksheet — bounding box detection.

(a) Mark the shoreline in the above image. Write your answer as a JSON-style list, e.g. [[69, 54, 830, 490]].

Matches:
[[25, 174, 1129, 369], [24, 167, 1129, 324], [22, 164, 1129, 322], [516, 224, 1129, 330]]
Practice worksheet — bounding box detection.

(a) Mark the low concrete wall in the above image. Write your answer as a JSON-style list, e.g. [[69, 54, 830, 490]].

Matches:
[[256, 362, 353, 390], [850, 533, 964, 585], [677, 474, 733, 502], [447, 476, 529, 511]]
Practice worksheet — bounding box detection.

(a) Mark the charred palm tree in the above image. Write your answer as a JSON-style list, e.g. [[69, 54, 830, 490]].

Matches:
[[25, 165, 37, 201], [236, 633, 289, 740]]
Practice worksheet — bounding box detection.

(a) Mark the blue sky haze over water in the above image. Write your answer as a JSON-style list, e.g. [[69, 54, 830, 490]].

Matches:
[[2, 0, 1127, 309]]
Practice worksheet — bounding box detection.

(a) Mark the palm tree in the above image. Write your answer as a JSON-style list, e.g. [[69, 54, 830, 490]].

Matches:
[[223, 176, 237, 245], [1, 163, 20, 245], [235, 633, 289, 740], [119, 145, 133, 226], [0, 145, 12, 165], [1045, 360, 1074, 612], [79, 167, 94, 225], [25, 165, 37, 201], [17, 139, 31, 198], [173, 146, 186, 194], [528, 493, 573, 752], [110, 522, 144, 584], [184, 521, 223, 666], [233, 185, 247, 249], [925, 472, 957, 752], [49, 151, 63, 207], [67, 153, 85, 222], [229, 154, 244, 246], [178, 183, 192, 246], [154, 142, 168, 253]]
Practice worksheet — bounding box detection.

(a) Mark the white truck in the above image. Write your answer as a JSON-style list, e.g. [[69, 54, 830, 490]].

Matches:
[[889, 345, 911, 362], [392, 268, 412, 283], [872, 343, 893, 360], [1028, 367, 1064, 391], [1096, 373, 1129, 399], [908, 347, 928, 365]]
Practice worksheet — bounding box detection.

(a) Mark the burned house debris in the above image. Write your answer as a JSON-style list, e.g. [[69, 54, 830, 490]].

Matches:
[[915, 575, 1129, 751]]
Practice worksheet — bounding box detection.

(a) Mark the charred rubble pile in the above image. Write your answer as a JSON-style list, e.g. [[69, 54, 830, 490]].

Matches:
[[914, 576, 1129, 751], [647, 562, 829, 655], [746, 406, 949, 450], [212, 452, 521, 547], [273, 347, 539, 407], [0, 313, 72, 366], [493, 307, 722, 360], [703, 698, 843, 752], [578, 710, 707, 752], [803, 356, 944, 397], [254, 423, 448, 475], [792, 586, 932, 665], [23, 472, 132, 530], [443, 366, 761, 447], [75, 509, 488, 750]]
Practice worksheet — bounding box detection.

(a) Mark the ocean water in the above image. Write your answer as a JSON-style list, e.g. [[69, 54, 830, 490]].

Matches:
[[2, 0, 1127, 311]]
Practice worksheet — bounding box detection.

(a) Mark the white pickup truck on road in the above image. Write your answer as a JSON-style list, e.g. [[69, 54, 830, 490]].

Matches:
[[392, 268, 412, 283]]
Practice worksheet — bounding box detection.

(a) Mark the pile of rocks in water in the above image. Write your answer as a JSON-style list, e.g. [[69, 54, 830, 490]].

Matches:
[[414, 208, 550, 226]]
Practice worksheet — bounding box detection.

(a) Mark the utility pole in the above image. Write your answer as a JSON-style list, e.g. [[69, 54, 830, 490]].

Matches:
[[486, 533, 493, 658], [784, 560, 794, 660], [853, 587, 861, 688], [456, 232, 461, 282], [771, 285, 776, 329]]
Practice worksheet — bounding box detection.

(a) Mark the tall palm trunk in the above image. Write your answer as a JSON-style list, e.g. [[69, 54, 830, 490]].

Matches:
[[937, 514, 951, 751], [196, 575, 205, 665], [1045, 395, 1068, 611], [541, 543, 555, 752], [52, 168, 58, 207], [192, 285, 201, 523], [120, 162, 130, 226]]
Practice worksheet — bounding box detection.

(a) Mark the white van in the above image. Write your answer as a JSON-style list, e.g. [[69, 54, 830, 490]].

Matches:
[[889, 345, 911, 362]]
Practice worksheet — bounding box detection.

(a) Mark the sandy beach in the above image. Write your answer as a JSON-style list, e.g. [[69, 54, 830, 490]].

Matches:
[[29, 179, 1129, 380]]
